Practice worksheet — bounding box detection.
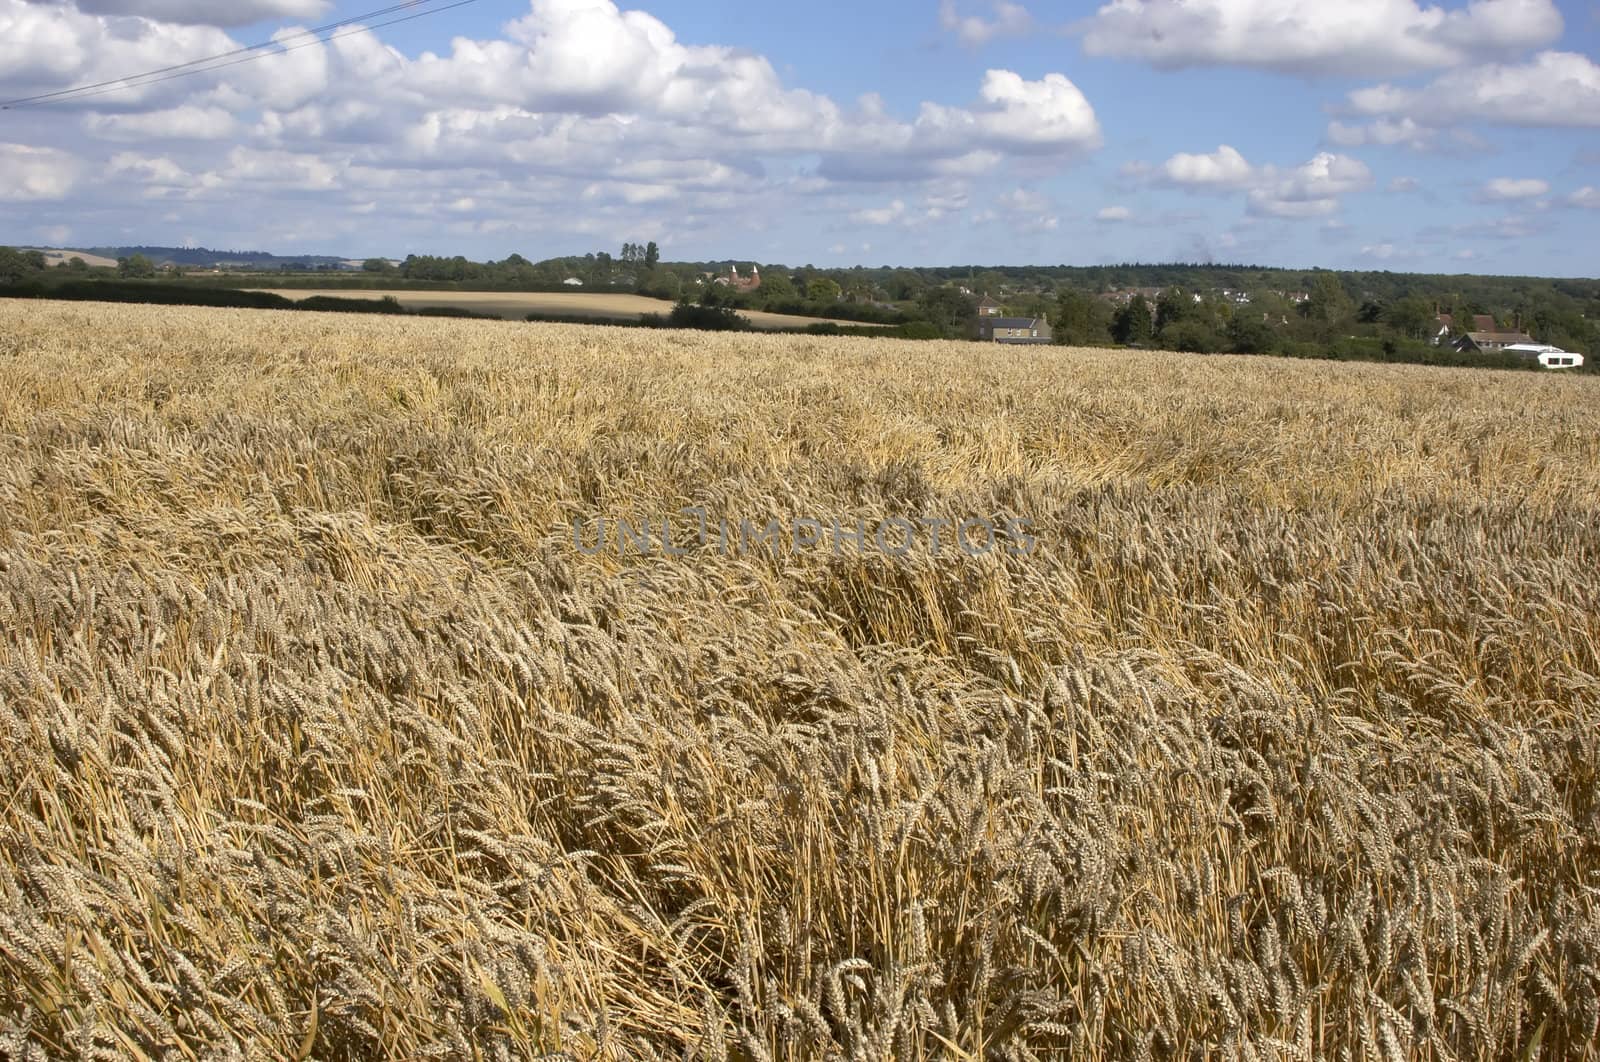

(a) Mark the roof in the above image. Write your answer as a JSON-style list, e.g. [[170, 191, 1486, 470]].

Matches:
[[1473, 314, 1496, 332], [976, 295, 1003, 307], [1460, 331, 1537, 346], [987, 317, 1043, 329]]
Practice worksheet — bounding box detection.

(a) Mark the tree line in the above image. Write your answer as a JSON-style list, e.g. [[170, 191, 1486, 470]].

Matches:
[[3, 244, 1593, 368]]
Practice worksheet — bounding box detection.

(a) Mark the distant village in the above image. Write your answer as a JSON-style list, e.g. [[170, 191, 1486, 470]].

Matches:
[[6, 243, 1592, 369]]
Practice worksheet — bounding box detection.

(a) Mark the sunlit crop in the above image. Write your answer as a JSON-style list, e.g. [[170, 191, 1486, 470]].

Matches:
[[2, 300, 1597, 1060]]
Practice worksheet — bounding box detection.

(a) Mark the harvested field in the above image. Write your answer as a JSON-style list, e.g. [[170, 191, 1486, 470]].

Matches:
[[21, 248, 120, 269], [1, 300, 1598, 1060], [245, 287, 891, 329]]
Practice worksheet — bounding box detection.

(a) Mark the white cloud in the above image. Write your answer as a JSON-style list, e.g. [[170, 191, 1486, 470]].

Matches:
[[1480, 177, 1549, 200], [997, 187, 1051, 214], [108, 151, 190, 185], [214, 146, 341, 190], [1359, 241, 1423, 261], [83, 104, 237, 140], [939, 0, 1032, 46], [1077, 0, 1564, 77], [69, 0, 331, 26], [1096, 205, 1132, 221], [1153, 144, 1372, 218], [0, 1, 1098, 259], [850, 199, 907, 225], [904, 71, 1103, 155], [0, 0, 235, 106], [1570, 186, 1600, 209], [1345, 50, 1600, 128], [0, 142, 80, 200], [1388, 176, 1420, 192], [1325, 116, 1437, 151], [1161, 144, 1254, 188]]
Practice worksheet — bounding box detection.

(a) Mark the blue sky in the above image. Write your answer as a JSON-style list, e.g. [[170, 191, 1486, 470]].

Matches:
[[1, 0, 1597, 273]]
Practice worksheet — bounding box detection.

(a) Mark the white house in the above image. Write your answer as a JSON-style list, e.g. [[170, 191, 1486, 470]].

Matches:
[[1504, 343, 1585, 369], [562, 277, 584, 287]]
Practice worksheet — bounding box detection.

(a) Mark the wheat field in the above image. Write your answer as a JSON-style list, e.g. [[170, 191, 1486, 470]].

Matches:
[[1, 299, 1597, 1061]]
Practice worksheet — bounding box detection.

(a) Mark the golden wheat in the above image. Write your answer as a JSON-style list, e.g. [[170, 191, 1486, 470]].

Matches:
[[0, 299, 1597, 1060]]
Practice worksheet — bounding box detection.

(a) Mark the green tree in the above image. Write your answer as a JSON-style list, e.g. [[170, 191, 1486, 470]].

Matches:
[[117, 254, 158, 279], [1155, 287, 1194, 333], [757, 269, 796, 303], [915, 286, 976, 337], [1053, 289, 1113, 346], [1111, 296, 1154, 345], [642, 268, 681, 301], [644, 241, 660, 269], [807, 277, 842, 303], [362, 258, 395, 273], [1382, 296, 1434, 340], [1304, 274, 1355, 336], [974, 270, 1008, 300], [0, 246, 46, 286], [1164, 319, 1221, 353], [1227, 314, 1278, 355]]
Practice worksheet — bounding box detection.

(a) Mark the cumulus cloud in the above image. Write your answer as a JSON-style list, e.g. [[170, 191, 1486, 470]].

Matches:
[[0, 0, 1108, 257], [1344, 50, 1600, 128], [1077, 0, 1563, 77], [0, 142, 80, 199], [1096, 205, 1132, 221], [1480, 177, 1549, 200], [1570, 187, 1600, 209], [1150, 144, 1373, 218], [939, 0, 1032, 46], [0, 0, 233, 104], [1161, 144, 1253, 187]]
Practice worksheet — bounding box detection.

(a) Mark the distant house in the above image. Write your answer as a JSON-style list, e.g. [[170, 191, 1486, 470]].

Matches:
[[976, 294, 1004, 317], [1101, 287, 1164, 307], [713, 264, 762, 293], [1454, 331, 1537, 353], [1432, 311, 1455, 345], [1503, 344, 1584, 369], [562, 277, 584, 286], [978, 315, 1052, 344], [1453, 313, 1537, 353]]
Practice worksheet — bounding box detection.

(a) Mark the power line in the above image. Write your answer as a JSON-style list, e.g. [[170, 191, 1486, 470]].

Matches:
[[1, 0, 482, 110], [2, 1, 436, 108]]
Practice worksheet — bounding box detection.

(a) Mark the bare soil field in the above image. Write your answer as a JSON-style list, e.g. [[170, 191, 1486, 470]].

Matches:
[[1, 300, 1598, 1059], [247, 287, 890, 329]]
